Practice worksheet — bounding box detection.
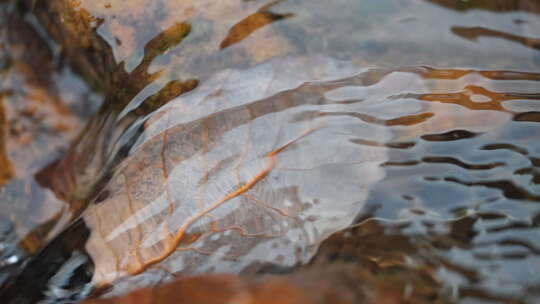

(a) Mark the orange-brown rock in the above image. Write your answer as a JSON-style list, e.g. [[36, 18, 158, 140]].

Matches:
[[83, 219, 450, 304], [84, 274, 314, 304], [83, 267, 410, 304]]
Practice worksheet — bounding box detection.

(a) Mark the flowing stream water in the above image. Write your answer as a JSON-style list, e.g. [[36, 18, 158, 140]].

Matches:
[[0, 0, 540, 303]]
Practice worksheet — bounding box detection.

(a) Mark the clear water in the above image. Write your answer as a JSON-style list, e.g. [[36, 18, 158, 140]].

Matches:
[[1, 0, 540, 303]]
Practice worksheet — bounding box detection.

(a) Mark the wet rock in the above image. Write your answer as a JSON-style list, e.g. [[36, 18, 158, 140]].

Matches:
[[81, 220, 449, 304], [83, 274, 315, 304], [0, 1, 101, 285], [309, 220, 445, 303], [82, 270, 394, 304]]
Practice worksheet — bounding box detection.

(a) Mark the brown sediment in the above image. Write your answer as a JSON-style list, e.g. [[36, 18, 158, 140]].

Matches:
[[83, 220, 451, 304], [0, 93, 13, 186]]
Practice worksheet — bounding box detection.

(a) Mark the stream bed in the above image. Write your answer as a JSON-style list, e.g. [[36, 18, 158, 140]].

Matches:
[[0, 0, 540, 303]]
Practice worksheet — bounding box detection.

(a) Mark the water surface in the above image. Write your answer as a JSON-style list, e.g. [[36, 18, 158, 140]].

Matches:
[[1, 0, 540, 303]]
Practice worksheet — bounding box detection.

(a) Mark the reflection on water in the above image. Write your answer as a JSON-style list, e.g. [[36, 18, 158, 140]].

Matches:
[[365, 71, 540, 302], [0, 0, 540, 303]]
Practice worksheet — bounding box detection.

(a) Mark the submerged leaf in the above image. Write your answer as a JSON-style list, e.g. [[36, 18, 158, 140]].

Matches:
[[83, 56, 389, 294]]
